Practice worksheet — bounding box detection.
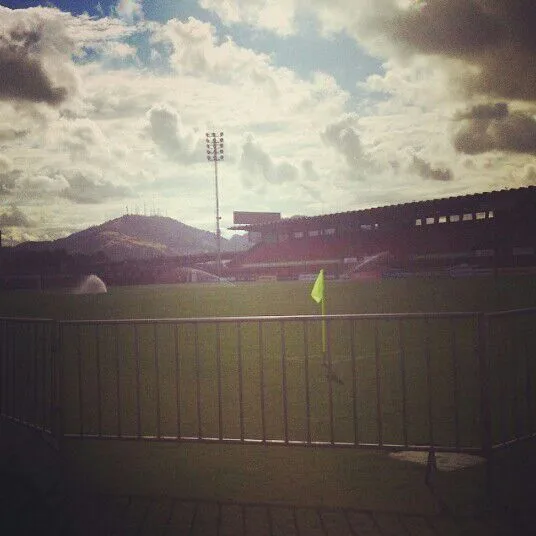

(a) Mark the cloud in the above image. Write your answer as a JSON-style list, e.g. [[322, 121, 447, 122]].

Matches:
[[0, 205, 32, 227], [58, 170, 132, 204], [0, 126, 29, 141], [20, 173, 70, 194], [240, 135, 299, 185], [53, 118, 110, 160], [321, 115, 366, 170], [101, 41, 138, 59], [521, 164, 536, 185], [0, 154, 13, 174], [383, 1, 536, 102], [0, 6, 79, 105], [453, 103, 536, 154], [302, 159, 320, 182], [411, 155, 453, 181], [115, 0, 145, 23], [146, 103, 199, 162], [153, 17, 285, 91], [199, 0, 296, 36], [0, 169, 20, 195]]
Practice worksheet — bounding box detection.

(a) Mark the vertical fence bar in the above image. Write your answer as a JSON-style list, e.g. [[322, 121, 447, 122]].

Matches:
[[398, 318, 408, 448], [449, 317, 460, 450], [327, 318, 334, 445], [77, 326, 84, 437], [28, 323, 33, 424], [3, 321, 8, 417], [259, 321, 266, 444], [41, 324, 47, 428], [424, 317, 434, 447], [0, 320, 5, 416], [524, 332, 532, 437], [31, 323, 37, 425], [134, 324, 142, 438], [350, 319, 359, 446], [374, 319, 383, 448], [20, 323, 26, 424], [54, 321, 64, 444], [154, 323, 161, 439], [49, 322, 56, 433], [194, 323, 202, 439], [174, 324, 181, 439], [33, 322, 39, 426], [48, 322, 55, 431], [303, 319, 311, 445], [95, 324, 102, 437], [216, 321, 223, 440], [115, 324, 122, 438], [510, 318, 520, 440], [477, 313, 493, 504], [1, 320, 6, 417], [281, 320, 289, 444], [237, 321, 245, 442], [11, 323, 16, 420]]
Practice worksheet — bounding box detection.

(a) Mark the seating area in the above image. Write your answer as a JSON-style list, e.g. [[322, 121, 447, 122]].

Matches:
[[230, 218, 505, 279]]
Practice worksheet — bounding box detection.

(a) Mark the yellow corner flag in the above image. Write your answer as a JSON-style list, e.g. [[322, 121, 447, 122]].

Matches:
[[311, 269, 324, 304], [311, 269, 327, 356]]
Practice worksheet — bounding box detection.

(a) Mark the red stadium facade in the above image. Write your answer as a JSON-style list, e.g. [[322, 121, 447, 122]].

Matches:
[[229, 186, 536, 280]]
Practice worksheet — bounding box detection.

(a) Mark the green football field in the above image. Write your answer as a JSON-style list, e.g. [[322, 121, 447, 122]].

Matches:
[[3, 276, 536, 445], [2, 276, 536, 511], [2, 275, 536, 320]]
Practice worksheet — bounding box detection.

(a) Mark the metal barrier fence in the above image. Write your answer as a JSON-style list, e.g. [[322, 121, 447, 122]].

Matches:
[[2, 309, 536, 457], [0, 317, 59, 436]]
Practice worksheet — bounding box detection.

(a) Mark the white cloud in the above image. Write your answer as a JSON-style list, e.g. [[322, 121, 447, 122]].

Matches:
[[199, 0, 297, 36], [321, 115, 365, 171], [0, 154, 13, 174], [115, 0, 144, 23], [240, 134, 299, 185], [0, 6, 80, 105], [2, 3, 535, 245], [145, 103, 199, 162], [0, 204, 32, 227]]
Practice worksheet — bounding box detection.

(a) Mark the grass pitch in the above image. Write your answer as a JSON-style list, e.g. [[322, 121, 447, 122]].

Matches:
[[2, 276, 536, 511], [1, 274, 536, 320]]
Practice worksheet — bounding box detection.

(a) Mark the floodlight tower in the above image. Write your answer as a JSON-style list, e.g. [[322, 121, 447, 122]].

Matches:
[[206, 131, 224, 278]]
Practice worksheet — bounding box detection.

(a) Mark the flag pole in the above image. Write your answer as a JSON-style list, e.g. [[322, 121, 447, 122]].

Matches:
[[320, 288, 327, 361], [311, 269, 327, 361]]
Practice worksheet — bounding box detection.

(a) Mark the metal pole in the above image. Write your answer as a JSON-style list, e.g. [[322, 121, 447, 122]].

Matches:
[[214, 154, 221, 279], [206, 132, 224, 279]]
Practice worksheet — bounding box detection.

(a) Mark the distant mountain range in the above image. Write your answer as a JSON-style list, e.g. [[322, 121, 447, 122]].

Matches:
[[16, 215, 250, 261]]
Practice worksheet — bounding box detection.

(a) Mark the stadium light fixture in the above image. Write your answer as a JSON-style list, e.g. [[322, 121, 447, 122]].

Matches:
[[206, 131, 224, 278]]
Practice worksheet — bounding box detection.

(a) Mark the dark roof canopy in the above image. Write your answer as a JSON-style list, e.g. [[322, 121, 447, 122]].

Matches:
[[230, 186, 536, 232]]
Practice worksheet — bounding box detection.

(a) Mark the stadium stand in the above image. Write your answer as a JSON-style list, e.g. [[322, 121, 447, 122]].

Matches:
[[229, 186, 536, 280]]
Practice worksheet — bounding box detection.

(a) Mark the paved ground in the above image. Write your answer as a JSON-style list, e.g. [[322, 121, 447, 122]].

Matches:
[[0, 474, 532, 536], [0, 421, 533, 535]]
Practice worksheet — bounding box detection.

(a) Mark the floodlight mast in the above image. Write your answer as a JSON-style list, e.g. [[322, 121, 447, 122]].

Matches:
[[206, 132, 224, 279]]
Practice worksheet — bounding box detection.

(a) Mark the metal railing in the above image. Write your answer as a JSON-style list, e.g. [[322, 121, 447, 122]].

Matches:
[[0, 317, 59, 436], [2, 309, 536, 458]]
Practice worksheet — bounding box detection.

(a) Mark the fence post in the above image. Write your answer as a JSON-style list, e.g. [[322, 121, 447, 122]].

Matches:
[[477, 312, 493, 508], [51, 321, 64, 451]]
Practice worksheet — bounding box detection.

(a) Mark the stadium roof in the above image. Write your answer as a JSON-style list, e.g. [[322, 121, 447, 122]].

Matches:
[[229, 186, 536, 231]]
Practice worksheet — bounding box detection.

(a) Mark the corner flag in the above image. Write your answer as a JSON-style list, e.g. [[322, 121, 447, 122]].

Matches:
[[311, 269, 324, 303], [311, 269, 327, 356]]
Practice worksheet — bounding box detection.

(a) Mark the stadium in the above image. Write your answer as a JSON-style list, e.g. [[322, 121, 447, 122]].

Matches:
[[228, 185, 536, 281], [2, 185, 536, 533]]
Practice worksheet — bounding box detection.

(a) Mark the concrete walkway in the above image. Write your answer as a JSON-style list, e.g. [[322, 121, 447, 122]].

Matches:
[[0, 476, 530, 536]]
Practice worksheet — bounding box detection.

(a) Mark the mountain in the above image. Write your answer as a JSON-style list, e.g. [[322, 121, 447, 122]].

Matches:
[[16, 215, 250, 261]]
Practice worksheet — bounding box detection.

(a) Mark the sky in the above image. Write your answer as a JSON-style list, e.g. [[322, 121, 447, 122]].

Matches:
[[0, 0, 535, 243]]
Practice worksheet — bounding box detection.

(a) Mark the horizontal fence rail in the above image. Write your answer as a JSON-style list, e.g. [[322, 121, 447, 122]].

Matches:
[[2, 308, 536, 457]]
